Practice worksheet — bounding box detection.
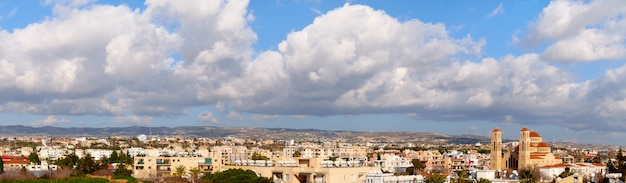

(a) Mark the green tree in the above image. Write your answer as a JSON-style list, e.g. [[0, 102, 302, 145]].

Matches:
[[203, 168, 273, 183], [118, 150, 132, 164], [617, 148, 626, 181], [113, 163, 132, 177], [519, 169, 535, 183], [56, 152, 79, 168], [28, 151, 41, 165], [559, 167, 573, 178], [425, 172, 447, 183], [110, 150, 119, 163], [251, 152, 269, 160], [293, 151, 301, 158], [411, 159, 426, 174], [78, 153, 100, 174], [477, 178, 490, 183], [0, 155, 4, 173], [173, 165, 186, 178]]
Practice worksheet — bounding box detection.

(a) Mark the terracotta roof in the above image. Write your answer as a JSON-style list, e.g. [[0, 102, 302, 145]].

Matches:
[[542, 163, 572, 168], [591, 163, 606, 167], [537, 142, 550, 147], [530, 131, 541, 137], [521, 127, 529, 131], [530, 143, 538, 147], [1, 155, 30, 165], [530, 156, 544, 159], [492, 128, 501, 132]]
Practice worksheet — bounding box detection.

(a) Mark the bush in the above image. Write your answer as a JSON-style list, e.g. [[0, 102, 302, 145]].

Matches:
[[112, 175, 138, 183], [0, 170, 37, 181], [92, 169, 113, 176], [52, 168, 74, 179]]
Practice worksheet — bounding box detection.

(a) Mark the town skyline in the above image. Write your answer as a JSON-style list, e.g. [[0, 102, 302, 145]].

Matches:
[[1, 0, 626, 146]]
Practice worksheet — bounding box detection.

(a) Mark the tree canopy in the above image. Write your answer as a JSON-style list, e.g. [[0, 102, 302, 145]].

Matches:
[[28, 151, 41, 165], [202, 169, 273, 183]]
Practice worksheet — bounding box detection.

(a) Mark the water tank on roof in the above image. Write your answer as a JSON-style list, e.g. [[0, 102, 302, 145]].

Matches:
[[137, 134, 147, 142]]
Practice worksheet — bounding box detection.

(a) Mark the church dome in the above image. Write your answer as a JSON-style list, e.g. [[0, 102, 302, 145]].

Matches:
[[521, 127, 529, 131], [530, 131, 541, 137], [537, 142, 550, 147], [492, 128, 501, 132]]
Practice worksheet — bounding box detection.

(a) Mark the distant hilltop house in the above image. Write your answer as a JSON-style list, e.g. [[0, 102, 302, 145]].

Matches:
[[489, 127, 562, 171]]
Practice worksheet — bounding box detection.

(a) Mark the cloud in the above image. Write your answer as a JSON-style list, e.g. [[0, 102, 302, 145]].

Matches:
[[214, 3, 626, 134], [290, 115, 307, 119], [32, 115, 70, 127], [4, 1, 626, 137], [0, 0, 255, 116], [198, 111, 219, 123], [518, 0, 626, 62], [310, 7, 322, 15], [113, 115, 153, 126], [486, 3, 504, 18], [251, 114, 279, 121], [221, 4, 485, 115], [227, 111, 244, 121], [215, 102, 227, 113]]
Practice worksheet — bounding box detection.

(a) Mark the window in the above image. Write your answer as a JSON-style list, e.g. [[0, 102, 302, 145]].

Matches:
[[285, 174, 289, 181]]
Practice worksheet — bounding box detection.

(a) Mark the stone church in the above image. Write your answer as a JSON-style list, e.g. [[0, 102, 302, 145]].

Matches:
[[489, 127, 562, 171]]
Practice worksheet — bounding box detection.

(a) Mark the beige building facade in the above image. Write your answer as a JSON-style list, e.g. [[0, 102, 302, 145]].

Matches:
[[226, 157, 376, 183], [132, 152, 221, 180]]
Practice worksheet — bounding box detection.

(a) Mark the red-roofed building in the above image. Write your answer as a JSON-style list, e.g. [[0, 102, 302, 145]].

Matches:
[[539, 163, 607, 182], [1, 155, 30, 170]]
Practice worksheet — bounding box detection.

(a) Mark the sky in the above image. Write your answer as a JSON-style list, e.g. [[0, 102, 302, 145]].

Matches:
[[0, 0, 626, 145]]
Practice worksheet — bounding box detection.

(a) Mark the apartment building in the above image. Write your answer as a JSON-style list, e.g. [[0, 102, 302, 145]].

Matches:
[[226, 157, 377, 183], [132, 151, 218, 180]]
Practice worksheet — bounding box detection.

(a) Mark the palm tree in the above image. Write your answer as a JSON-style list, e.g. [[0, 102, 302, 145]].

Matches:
[[426, 172, 447, 183], [456, 169, 469, 183], [188, 167, 202, 183], [173, 165, 186, 178]]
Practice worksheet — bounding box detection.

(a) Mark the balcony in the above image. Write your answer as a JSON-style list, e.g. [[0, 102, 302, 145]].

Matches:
[[156, 161, 170, 165]]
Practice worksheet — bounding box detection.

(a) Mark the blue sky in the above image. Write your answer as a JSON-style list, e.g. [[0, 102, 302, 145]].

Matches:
[[0, 0, 626, 145]]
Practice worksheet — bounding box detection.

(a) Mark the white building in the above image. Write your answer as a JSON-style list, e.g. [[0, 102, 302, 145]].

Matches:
[[373, 154, 412, 173], [539, 163, 607, 182], [365, 169, 449, 183]]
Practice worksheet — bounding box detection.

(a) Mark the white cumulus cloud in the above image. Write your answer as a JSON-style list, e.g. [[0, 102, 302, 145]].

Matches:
[[198, 111, 219, 124], [519, 0, 626, 62], [32, 115, 70, 127]]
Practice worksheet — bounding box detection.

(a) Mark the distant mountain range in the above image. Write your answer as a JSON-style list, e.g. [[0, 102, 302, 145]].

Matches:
[[0, 125, 490, 144]]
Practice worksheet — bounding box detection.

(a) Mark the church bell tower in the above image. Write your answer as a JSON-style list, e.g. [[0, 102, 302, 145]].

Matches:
[[490, 128, 502, 170]]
